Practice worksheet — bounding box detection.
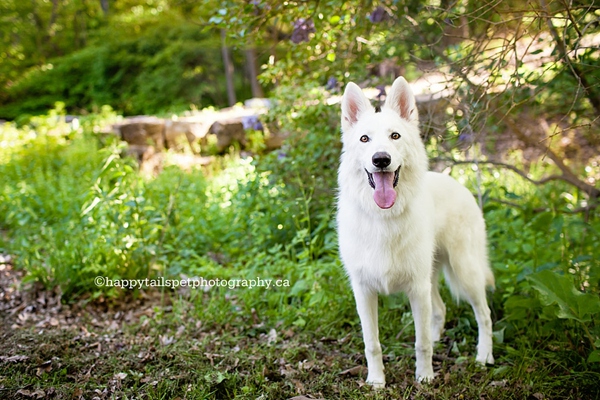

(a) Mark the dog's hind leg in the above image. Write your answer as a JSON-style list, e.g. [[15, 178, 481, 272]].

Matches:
[[465, 286, 494, 365], [471, 294, 494, 365], [444, 252, 495, 365], [351, 281, 386, 388], [430, 263, 446, 342]]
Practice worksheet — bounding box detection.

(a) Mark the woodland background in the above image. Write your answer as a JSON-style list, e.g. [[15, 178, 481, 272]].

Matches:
[[0, 0, 599, 398]]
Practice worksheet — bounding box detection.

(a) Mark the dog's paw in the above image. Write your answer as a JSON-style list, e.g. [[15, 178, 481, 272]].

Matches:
[[476, 352, 495, 365], [416, 370, 435, 384], [366, 376, 386, 389], [367, 380, 386, 389]]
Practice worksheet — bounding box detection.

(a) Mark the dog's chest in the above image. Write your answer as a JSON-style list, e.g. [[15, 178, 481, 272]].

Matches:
[[338, 209, 433, 294]]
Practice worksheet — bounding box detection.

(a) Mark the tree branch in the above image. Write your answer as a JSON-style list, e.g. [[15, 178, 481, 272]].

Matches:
[[488, 197, 548, 213], [488, 197, 598, 214], [502, 117, 600, 199], [435, 153, 599, 200], [539, 0, 600, 115], [433, 158, 599, 213], [432, 157, 563, 186]]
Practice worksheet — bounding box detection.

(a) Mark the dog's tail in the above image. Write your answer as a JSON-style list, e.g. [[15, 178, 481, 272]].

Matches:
[[484, 262, 495, 291]]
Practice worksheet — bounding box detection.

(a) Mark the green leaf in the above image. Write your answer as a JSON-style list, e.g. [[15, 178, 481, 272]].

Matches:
[[587, 350, 600, 363], [527, 270, 600, 323], [504, 294, 540, 319], [290, 279, 309, 296], [531, 212, 553, 230], [493, 327, 505, 344]]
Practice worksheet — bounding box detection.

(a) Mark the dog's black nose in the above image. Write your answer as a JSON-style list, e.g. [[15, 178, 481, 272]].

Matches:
[[372, 152, 391, 169]]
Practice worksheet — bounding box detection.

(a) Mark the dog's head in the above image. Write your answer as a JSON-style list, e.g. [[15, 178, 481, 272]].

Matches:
[[340, 77, 426, 210]]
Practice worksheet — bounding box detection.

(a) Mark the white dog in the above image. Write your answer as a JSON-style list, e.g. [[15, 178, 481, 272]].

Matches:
[[337, 77, 494, 387]]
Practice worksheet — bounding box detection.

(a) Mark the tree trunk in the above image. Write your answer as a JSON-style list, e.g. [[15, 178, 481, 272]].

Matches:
[[100, 0, 109, 16], [221, 29, 237, 106], [245, 47, 263, 98]]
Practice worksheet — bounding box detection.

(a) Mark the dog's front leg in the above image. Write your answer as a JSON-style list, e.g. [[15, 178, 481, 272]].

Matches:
[[352, 281, 385, 388], [408, 284, 435, 382]]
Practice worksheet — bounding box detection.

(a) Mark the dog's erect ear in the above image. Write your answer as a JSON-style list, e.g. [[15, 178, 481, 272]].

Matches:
[[385, 76, 418, 125], [341, 82, 373, 132]]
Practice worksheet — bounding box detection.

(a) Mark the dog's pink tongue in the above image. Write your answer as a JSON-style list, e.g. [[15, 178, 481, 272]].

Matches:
[[372, 172, 396, 209]]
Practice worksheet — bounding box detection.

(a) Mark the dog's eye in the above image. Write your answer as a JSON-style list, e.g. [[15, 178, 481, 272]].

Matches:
[[360, 135, 369, 143], [390, 132, 401, 140]]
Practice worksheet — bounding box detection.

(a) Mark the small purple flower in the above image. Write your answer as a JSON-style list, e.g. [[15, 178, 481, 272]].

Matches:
[[376, 85, 386, 101], [242, 115, 264, 131], [368, 6, 388, 23], [291, 18, 316, 44], [325, 77, 338, 91], [459, 133, 473, 142]]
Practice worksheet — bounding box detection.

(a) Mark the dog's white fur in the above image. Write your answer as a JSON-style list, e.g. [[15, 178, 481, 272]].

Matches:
[[337, 77, 494, 386]]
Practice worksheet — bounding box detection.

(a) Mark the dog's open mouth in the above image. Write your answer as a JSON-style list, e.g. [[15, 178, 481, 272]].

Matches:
[[365, 167, 400, 209]]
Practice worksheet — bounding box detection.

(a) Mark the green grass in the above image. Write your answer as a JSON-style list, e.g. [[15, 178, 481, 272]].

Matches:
[[1, 290, 598, 399], [0, 110, 599, 398]]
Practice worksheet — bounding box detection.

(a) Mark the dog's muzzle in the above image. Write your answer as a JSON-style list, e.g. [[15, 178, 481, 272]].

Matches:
[[364, 162, 401, 209], [365, 167, 400, 189]]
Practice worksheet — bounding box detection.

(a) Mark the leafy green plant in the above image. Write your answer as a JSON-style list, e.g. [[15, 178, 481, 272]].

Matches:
[[0, 16, 250, 118], [528, 270, 600, 325], [528, 270, 600, 361]]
